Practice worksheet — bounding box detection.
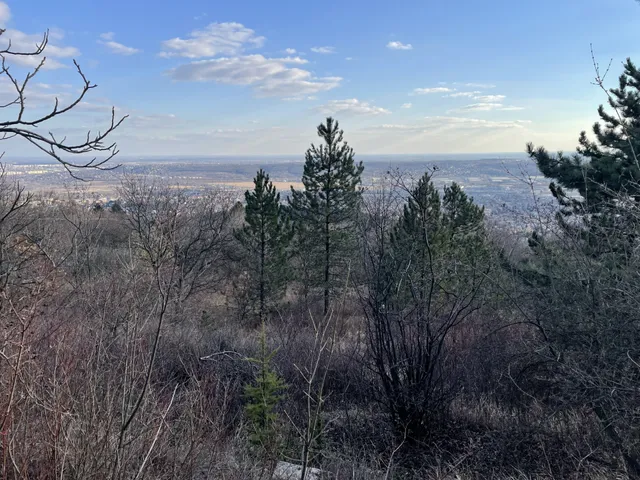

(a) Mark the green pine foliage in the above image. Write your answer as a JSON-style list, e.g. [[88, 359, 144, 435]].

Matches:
[[442, 182, 485, 235], [236, 169, 293, 322], [243, 322, 287, 453], [364, 172, 488, 437], [527, 58, 640, 253], [528, 58, 640, 209], [390, 174, 487, 299], [288, 117, 364, 315]]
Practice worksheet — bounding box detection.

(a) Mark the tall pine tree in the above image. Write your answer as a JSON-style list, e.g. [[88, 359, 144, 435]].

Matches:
[[527, 58, 640, 252], [236, 169, 292, 322], [288, 117, 364, 315], [521, 61, 640, 475]]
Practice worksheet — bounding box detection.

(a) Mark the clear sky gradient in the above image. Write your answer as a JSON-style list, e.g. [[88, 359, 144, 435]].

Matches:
[[0, 0, 639, 157]]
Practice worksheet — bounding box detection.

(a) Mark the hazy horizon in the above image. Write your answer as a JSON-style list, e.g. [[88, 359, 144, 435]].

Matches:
[[3, 151, 534, 165]]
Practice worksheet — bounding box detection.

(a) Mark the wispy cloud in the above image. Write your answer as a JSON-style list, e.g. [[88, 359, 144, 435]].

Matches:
[[316, 98, 390, 116], [98, 32, 140, 55], [473, 94, 506, 102], [387, 41, 412, 50], [0, 78, 72, 108], [0, 1, 10, 25], [455, 102, 524, 112], [0, 20, 79, 70], [166, 54, 341, 98], [459, 102, 503, 111], [310, 46, 335, 54], [162, 23, 341, 98], [446, 91, 481, 98], [401, 103, 412, 109], [160, 22, 265, 58], [283, 95, 317, 101], [413, 87, 454, 94], [379, 116, 530, 132]]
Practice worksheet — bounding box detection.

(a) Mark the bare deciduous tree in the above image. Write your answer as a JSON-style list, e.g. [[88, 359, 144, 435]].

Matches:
[[0, 29, 126, 177], [359, 172, 490, 440]]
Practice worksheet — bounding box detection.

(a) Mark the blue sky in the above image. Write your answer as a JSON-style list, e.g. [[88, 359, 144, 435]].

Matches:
[[0, 0, 639, 157]]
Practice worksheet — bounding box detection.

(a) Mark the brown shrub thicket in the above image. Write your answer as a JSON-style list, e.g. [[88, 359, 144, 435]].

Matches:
[[0, 167, 636, 479]]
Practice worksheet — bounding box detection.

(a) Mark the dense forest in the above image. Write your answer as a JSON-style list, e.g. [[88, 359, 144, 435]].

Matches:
[[1, 23, 640, 480]]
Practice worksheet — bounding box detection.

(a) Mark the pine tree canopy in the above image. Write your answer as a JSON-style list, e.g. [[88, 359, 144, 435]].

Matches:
[[287, 117, 364, 314], [392, 173, 485, 252], [236, 169, 292, 320], [527, 58, 640, 214], [239, 169, 284, 246], [289, 117, 364, 227], [390, 173, 487, 303]]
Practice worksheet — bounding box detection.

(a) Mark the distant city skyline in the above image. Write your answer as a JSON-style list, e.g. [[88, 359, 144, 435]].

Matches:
[[0, 0, 638, 157]]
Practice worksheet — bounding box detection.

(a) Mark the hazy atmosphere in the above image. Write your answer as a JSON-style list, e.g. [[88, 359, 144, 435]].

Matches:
[[2, 0, 639, 156], [1, 1, 640, 479]]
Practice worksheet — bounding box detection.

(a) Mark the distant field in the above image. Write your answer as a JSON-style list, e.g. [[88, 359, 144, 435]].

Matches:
[[4, 157, 553, 222], [211, 181, 304, 191]]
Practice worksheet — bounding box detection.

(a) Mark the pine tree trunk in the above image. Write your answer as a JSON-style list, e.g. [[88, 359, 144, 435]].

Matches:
[[260, 218, 266, 324], [324, 200, 330, 317]]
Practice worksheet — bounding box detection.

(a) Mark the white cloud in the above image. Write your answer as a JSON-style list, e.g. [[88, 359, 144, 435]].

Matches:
[[5, 55, 67, 70], [446, 91, 480, 98], [310, 46, 335, 54], [101, 41, 140, 55], [316, 98, 391, 116], [460, 102, 504, 111], [128, 113, 179, 128], [285, 48, 296, 54], [283, 95, 317, 101], [160, 22, 265, 58], [1, 30, 79, 58], [0, 28, 79, 70], [166, 54, 341, 97], [353, 115, 535, 153], [456, 102, 524, 112], [380, 116, 529, 132], [413, 87, 454, 94], [98, 33, 141, 55], [0, 1, 11, 25], [473, 94, 506, 102], [387, 41, 412, 50], [0, 78, 70, 108], [401, 103, 412, 109], [345, 57, 353, 61]]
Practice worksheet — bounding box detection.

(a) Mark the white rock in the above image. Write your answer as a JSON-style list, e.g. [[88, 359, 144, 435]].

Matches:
[[272, 461, 321, 480]]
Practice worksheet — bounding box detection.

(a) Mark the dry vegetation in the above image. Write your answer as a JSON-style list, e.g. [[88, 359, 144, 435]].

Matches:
[[0, 171, 637, 480], [0, 22, 638, 480]]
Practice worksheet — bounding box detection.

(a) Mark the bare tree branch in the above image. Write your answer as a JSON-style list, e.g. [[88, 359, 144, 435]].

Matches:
[[0, 29, 127, 177]]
